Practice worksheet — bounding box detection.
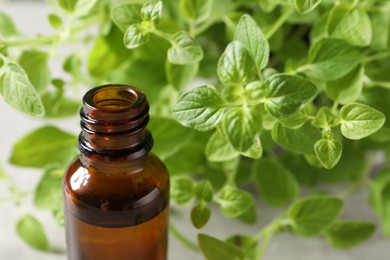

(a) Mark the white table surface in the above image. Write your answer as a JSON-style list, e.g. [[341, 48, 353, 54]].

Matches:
[[0, 1, 389, 260]]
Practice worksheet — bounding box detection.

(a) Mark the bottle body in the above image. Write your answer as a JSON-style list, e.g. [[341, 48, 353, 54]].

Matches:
[[63, 84, 169, 260]]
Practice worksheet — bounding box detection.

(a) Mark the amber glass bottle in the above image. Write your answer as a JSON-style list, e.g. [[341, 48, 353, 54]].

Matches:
[[63, 84, 169, 260]]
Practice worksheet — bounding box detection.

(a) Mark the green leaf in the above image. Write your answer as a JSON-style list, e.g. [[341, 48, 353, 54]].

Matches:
[[123, 24, 150, 49], [168, 31, 203, 64], [191, 202, 211, 229], [294, 0, 321, 14], [180, 0, 212, 23], [327, 5, 372, 47], [0, 11, 18, 37], [165, 61, 199, 91], [215, 186, 254, 218], [74, 0, 98, 17], [253, 158, 299, 206], [41, 92, 80, 118], [16, 215, 50, 251], [141, 1, 163, 24], [304, 38, 362, 80], [19, 50, 50, 92], [234, 14, 269, 72], [48, 14, 62, 29], [172, 84, 226, 131], [244, 81, 267, 105], [217, 41, 254, 86], [279, 109, 308, 129], [195, 180, 213, 203], [263, 74, 318, 119], [110, 3, 142, 32], [221, 107, 259, 152], [226, 235, 260, 260], [288, 195, 344, 236], [58, 0, 77, 12], [314, 139, 342, 169], [272, 122, 321, 154], [170, 176, 196, 205], [0, 61, 44, 116], [325, 221, 375, 249], [340, 103, 386, 140], [205, 130, 239, 162], [311, 106, 339, 128], [326, 65, 364, 104], [35, 165, 64, 210], [240, 135, 263, 159], [10, 126, 77, 168], [148, 117, 194, 159], [198, 233, 245, 260], [88, 26, 130, 77]]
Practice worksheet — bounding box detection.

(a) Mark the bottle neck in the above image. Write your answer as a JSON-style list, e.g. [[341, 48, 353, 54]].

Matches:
[[78, 84, 153, 167]]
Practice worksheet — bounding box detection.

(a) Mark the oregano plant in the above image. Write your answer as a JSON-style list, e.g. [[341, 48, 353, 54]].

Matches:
[[1, 0, 390, 258]]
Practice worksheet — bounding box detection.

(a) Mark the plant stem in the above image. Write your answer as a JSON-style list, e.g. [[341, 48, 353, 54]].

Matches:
[[151, 29, 173, 43], [169, 224, 199, 251], [265, 8, 294, 40], [3, 14, 101, 48], [363, 51, 390, 64]]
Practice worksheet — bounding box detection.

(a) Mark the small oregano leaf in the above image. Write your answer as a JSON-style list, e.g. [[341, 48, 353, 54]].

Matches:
[[326, 65, 364, 104], [217, 41, 255, 86], [198, 233, 245, 260], [234, 14, 269, 72], [340, 103, 386, 140], [170, 176, 196, 205], [240, 135, 263, 159], [48, 14, 62, 29], [172, 84, 226, 131], [311, 106, 339, 128], [180, 0, 213, 23], [123, 24, 150, 49], [263, 74, 318, 119], [74, 0, 98, 17], [9, 125, 77, 168], [191, 202, 211, 229], [168, 31, 203, 64], [19, 50, 50, 93], [294, 0, 321, 14], [327, 5, 372, 47], [165, 61, 199, 91], [0, 11, 18, 37], [205, 130, 239, 162], [141, 1, 163, 24], [253, 158, 299, 206], [288, 195, 344, 236], [110, 3, 142, 32], [215, 186, 254, 218], [195, 180, 213, 202], [272, 122, 321, 155], [0, 61, 45, 116], [17, 215, 50, 251], [221, 107, 259, 152], [325, 221, 376, 249], [314, 139, 343, 169], [35, 165, 64, 210], [58, 0, 77, 12], [305, 38, 362, 80]]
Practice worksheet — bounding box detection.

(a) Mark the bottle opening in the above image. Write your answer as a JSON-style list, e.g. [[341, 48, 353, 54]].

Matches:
[[91, 86, 139, 110]]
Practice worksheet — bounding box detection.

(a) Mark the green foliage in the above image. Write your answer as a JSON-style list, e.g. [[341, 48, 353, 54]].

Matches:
[[16, 215, 50, 251], [9, 125, 78, 168], [325, 221, 376, 249], [253, 158, 299, 206], [1, 0, 389, 257], [198, 233, 245, 260], [288, 195, 344, 236]]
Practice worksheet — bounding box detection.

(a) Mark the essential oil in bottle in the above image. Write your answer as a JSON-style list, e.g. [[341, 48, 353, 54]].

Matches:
[[63, 84, 169, 260]]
